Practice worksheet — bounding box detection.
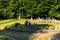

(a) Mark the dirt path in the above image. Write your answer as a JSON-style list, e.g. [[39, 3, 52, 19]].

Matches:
[[30, 30, 60, 40], [0, 30, 60, 40]]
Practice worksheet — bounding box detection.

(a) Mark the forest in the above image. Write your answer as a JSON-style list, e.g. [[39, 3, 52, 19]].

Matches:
[[0, 0, 60, 19], [0, 0, 60, 40]]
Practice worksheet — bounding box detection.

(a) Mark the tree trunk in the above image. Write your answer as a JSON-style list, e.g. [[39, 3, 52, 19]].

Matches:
[[18, 13, 20, 19], [38, 17, 40, 19], [31, 16, 33, 20]]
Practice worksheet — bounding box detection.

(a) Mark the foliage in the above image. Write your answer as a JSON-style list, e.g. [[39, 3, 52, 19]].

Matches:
[[0, 0, 60, 19], [49, 4, 60, 19]]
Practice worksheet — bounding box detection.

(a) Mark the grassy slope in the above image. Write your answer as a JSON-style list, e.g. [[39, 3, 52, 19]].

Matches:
[[0, 19, 60, 40]]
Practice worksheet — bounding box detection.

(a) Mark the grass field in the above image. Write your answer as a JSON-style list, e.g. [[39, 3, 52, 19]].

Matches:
[[0, 19, 60, 40]]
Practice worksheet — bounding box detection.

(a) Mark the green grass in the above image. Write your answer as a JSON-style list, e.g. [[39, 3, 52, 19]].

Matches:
[[8, 19, 60, 30], [0, 37, 13, 40], [30, 36, 49, 40], [0, 19, 60, 40], [0, 19, 60, 30]]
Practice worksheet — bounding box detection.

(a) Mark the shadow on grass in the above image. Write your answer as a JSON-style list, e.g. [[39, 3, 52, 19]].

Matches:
[[0, 23, 52, 40], [7, 23, 52, 33], [0, 29, 33, 40]]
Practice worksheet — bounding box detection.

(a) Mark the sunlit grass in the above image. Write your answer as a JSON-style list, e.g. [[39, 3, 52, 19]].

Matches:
[[30, 35, 50, 40], [0, 19, 60, 40], [0, 19, 60, 30]]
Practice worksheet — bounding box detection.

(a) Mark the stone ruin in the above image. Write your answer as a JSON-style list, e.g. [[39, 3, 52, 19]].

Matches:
[[49, 26, 54, 30], [4, 26, 8, 30], [24, 20, 31, 27], [46, 17, 51, 20], [14, 22, 20, 28]]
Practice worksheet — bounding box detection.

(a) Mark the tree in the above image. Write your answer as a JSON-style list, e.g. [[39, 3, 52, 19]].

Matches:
[[0, 0, 59, 19], [49, 4, 60, 19]]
